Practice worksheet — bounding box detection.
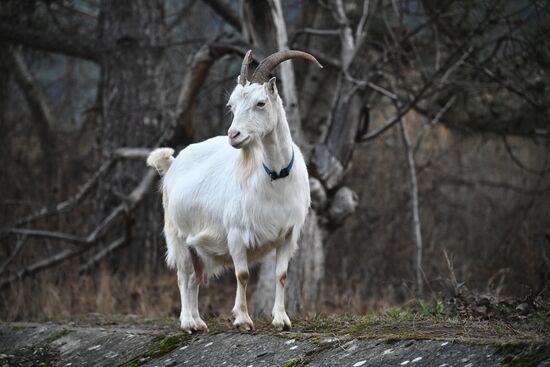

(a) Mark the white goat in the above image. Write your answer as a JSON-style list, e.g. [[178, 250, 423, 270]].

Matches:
[[147, 50, 322, 333]]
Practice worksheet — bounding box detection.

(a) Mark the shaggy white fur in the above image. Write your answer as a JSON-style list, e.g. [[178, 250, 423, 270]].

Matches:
[[148, 77, 310, 333]]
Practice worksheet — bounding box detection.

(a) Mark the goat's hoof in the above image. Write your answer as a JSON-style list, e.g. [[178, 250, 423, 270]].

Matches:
[[235, 322, 255, 331], [233, 317, 255, 331], [180, 317, 208, 334], [180, 322, 195, 334], [272, 312, 292, 331], [194, 318, 209, 332]]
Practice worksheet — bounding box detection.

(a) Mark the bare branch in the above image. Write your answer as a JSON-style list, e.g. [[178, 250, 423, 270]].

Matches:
[[502, 137, 550, 175], [440, 176, 550, 195], [362, 46, 474, 142], [355, 0, 370, 41], [0, 236, 27, 277], [0, 22, 98, 61], [9, 148, 150, 228], [0, 170, 157, 289], [167, 0, 199, 31], [7, 47, 57, 166], [113, 148, 152, 160], [2, 228, 87, 243], [332, 0, 356, 69], [293, 28, 340, 37], [172, 35, 255, 144], [78, 236, 127, 274], [202, 0, 242, 32], [413, 96, 456, 149], [0, 247, 83, 290]]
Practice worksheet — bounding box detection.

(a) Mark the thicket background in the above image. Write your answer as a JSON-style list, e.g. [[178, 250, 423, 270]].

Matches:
[[1, 0, 549, 321]]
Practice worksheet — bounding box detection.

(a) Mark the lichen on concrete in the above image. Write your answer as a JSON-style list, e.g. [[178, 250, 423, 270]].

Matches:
[[0, 313, 548, 366]]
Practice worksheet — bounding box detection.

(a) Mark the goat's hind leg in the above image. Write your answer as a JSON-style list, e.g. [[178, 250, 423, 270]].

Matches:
[[187, 248, 208, 331], [165, 226, 207, 333]]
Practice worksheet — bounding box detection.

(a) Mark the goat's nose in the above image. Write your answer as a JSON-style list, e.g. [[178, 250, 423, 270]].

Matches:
[[228, 130, 241, 140]]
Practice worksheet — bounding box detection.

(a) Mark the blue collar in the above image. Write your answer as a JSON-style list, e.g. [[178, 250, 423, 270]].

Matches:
[[262, 149, 294, 181]]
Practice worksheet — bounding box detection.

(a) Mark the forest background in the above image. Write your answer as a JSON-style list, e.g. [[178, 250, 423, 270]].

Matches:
[[0, 0, 549, 321]]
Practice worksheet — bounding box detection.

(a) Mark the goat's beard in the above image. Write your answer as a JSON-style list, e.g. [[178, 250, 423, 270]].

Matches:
[[237, 141, 263, 188]]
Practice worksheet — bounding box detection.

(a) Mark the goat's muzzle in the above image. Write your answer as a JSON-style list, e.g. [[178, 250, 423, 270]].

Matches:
[[228, 130, 250, 148]]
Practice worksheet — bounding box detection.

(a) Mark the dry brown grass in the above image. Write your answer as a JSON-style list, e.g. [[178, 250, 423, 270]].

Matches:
[[0, 264, 400, 322], [0, 266, 237, 321]]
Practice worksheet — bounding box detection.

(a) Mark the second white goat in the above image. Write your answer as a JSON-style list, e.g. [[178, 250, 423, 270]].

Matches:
[[147, 50, 321, 333]]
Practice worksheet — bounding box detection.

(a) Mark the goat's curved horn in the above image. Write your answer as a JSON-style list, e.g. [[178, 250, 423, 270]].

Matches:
[[251, 50, 323, 84], [239, 50, 253, 86]]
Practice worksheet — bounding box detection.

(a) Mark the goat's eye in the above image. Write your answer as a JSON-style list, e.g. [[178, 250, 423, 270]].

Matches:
[[256, 101, 266, 108]]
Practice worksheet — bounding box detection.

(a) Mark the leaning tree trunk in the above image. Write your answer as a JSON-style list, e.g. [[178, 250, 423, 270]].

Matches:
[[242, 0, 325, 314], [246, 0, 363, 314], [98, 0, 167, 271]]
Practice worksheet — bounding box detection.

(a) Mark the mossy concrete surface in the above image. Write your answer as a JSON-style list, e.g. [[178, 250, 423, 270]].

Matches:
[[0, 313, 548, 366]]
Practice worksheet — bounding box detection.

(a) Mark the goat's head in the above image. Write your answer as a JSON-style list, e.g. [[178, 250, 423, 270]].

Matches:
[[227, 50, 322, 149]]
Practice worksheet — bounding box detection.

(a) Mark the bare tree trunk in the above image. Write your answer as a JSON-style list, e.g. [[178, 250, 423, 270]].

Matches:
[[98, 0, 167, 271], [242, 0, 325, 315], [399, 118, 424, 297], [7, 47, 57, 173]]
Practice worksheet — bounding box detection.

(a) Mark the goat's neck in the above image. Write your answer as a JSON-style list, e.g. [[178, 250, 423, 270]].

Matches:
[[261, 99, 293, 173]]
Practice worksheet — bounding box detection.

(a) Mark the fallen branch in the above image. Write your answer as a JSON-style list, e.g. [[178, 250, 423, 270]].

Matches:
[[0, 170, 156, 290], [10, 161, 112, 228], [0, 247, 85, 290], [1, 35, 246, 284], [10, 147, 150, 228]]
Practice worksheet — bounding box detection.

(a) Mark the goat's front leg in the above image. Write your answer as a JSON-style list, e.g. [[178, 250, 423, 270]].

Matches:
[[228, 230, 254, 331], [272, 238, 294, 331]]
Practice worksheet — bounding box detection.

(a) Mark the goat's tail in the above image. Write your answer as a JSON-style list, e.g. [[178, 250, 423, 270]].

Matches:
[[147, 148, 174, 176]]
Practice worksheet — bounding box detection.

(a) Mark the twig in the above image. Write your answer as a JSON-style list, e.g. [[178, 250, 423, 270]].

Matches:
[[202, 0, 242, 32], [440, 176, 550, 195], [0, 170, 157, 290], [78, 236, 127, 274], [443, 249, 460, 294], [0, 36, 239, 284], [502, 136, 550, 175], [413, 95, 456, 149], [167, 0, 199, 31], [1, 228, 87, 243], [298, 28, 340, 36], [0, 247, 85, 290], [9, 148, 149, 228], [361, 46, 473, 142], [355, 0, 370, 42], [0, 236, 27, 277]]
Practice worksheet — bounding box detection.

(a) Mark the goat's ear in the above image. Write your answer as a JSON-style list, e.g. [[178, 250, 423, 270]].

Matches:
[[266, 77, 277, 94]]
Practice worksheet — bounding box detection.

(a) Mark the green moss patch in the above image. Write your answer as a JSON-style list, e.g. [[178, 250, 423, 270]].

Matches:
[[120, 333, 191, 366], [45, 328, 72, 343], [496, 342, 550, 367]]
